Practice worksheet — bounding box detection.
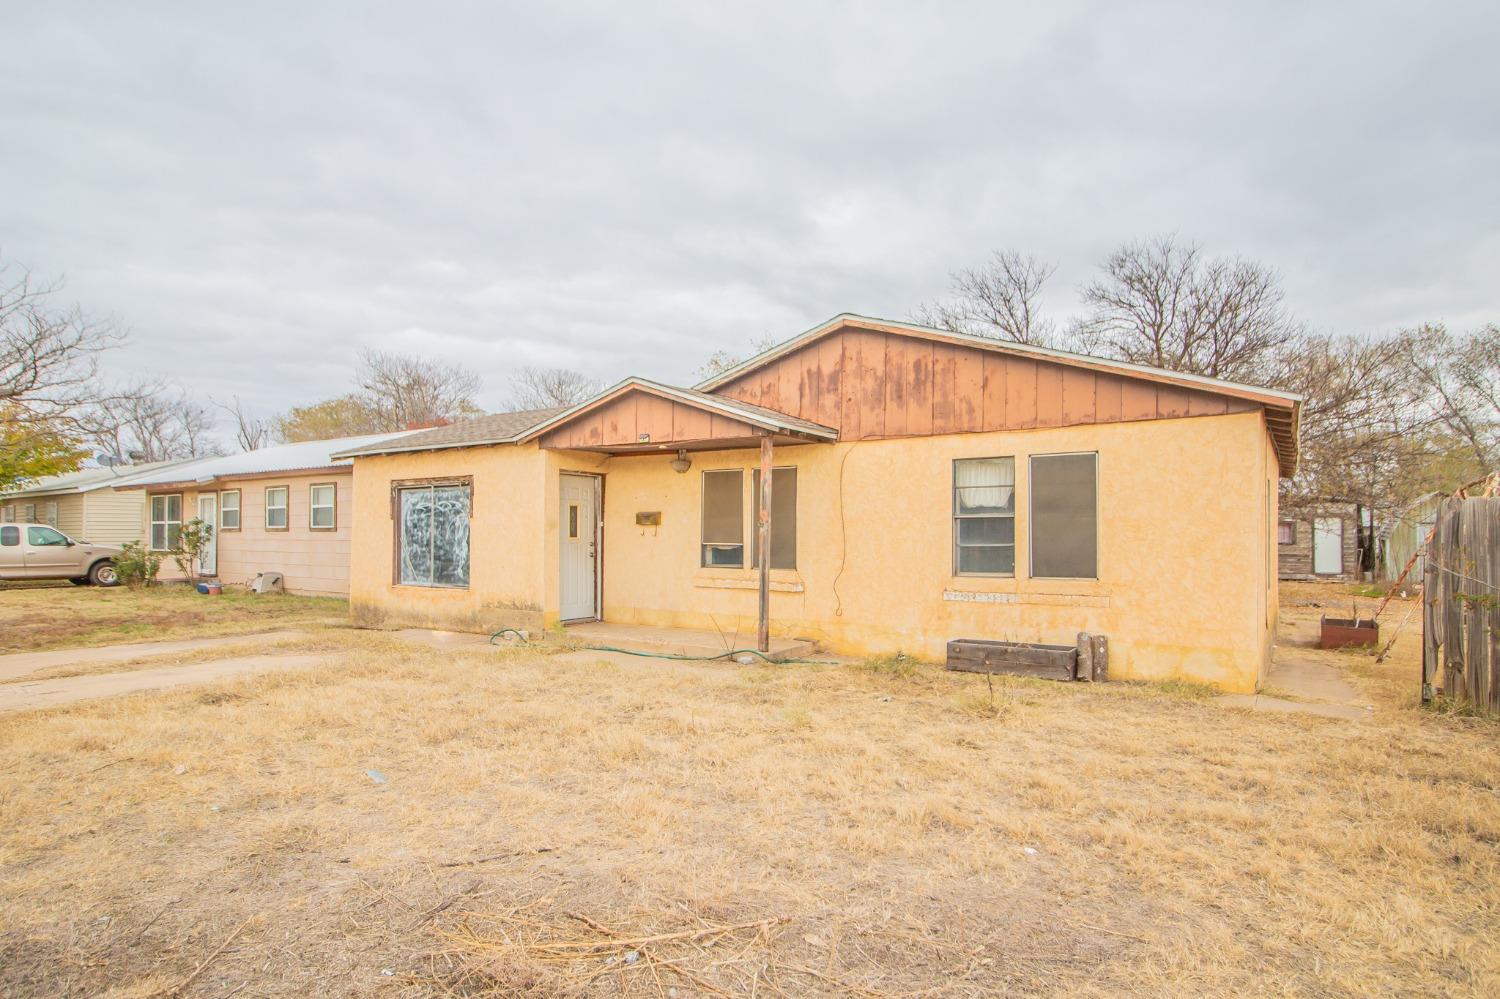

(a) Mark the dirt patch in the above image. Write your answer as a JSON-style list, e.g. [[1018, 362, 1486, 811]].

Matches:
[[0, 595, 1497, 996]]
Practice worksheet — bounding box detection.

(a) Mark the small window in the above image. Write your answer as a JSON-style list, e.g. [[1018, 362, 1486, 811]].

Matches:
[[265, 486, 289, 530], [220, 490, 241, 531], [954, 458, 1016, 575], [1030, 453, 1098, 579], [150, 494, 182, 551], [751, 467, 798, 570], [1, 526, 18, 546], [309, 483, 336, 530], [1278, 521, 1296, 545], [398, 483, 471, 587], [21, 503, 36, 523], [567, 503, 580, 540], [28, 526, 69, 546], [43, 501, 58, 527], [701, 469, 744, 567]]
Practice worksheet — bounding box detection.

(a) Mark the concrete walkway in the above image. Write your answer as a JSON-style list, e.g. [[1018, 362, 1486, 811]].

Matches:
[[0, 630, 311, 682], [1217, 647, 1374, 720], [0, 653, 326, 713]]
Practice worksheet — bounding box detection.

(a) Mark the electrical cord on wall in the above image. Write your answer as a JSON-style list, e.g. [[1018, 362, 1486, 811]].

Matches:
[[832, 443, 855, 617]]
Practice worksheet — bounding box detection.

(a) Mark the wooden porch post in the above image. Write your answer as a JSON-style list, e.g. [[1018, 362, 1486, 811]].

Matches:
[[757, 433, 773, 653]]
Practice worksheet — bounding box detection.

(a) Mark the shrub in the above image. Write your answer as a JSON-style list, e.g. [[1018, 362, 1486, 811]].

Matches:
[[115, 541, 162, 588], [172, 518, 214, 579]]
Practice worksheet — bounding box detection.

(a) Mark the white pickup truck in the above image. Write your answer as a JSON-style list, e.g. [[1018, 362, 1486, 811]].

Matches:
[[0, 523, 122, 585]]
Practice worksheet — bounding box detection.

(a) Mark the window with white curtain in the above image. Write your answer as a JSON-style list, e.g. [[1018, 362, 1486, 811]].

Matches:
[[953, 457, 1015, 575]]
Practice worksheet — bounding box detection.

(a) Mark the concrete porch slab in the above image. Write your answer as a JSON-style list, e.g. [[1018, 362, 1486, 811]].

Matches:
[[563, 621, 818, 662]]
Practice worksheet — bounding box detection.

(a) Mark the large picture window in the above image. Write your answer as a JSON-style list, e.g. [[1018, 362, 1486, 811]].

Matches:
[[701, 469, 744, 567], [1030, 453, 1098, 579], [398, 483, 471, 587], [953, 458, 1016, 575], [751, 467, 798, 570], [150, 494, 182, 551]]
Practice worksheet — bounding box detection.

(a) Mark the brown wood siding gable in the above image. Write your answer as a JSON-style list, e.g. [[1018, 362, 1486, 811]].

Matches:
[[712, 328, 1260, 441], [538, 390, 764, 450]]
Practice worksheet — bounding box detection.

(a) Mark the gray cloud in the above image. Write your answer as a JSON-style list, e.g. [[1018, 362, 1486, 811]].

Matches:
[[3, 1, 1497, 426]]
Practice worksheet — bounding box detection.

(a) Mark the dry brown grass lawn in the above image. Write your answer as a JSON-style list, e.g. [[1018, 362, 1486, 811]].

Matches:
[[1, 585, 1498, 997], [0, 582, 346, 653]]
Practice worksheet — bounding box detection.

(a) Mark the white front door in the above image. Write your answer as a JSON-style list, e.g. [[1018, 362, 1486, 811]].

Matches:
[[1313, 517, 1342, 575], [197, 494, 218, 576], [559, 473, 599, 621]]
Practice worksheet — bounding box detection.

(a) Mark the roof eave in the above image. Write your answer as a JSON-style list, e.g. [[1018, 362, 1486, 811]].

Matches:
[[694, 313, 1306, 409]]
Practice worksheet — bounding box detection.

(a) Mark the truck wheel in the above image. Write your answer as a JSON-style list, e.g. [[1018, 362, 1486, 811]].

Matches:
[[88, 561, 120, 587]]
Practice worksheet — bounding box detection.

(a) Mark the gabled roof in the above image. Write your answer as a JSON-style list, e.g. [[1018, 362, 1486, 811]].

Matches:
[[694, 313, 1303, 471], [329, 408, 565, 459], [0, 459, 196, 499], [517, 378, 838, 445], [117, 431, 423, 489]]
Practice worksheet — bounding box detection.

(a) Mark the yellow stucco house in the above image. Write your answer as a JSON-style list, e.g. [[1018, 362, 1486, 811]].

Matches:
[[335, 315, 1299, 692]]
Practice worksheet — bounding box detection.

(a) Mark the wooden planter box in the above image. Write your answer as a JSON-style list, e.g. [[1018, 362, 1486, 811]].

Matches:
[[1319, 616, 1379, 650], [946, 639, 1078, 681]]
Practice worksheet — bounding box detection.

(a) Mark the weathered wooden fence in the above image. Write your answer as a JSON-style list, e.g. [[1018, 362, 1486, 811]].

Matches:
[[1422, 497, 1500, 710]]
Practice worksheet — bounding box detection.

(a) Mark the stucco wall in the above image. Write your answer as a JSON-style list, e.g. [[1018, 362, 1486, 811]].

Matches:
[[150, 472, 355, 596], [349, 410, 1275, 692]]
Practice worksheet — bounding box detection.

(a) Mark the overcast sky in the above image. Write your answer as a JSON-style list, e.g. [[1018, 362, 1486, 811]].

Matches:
[[3, 2, 1498, 424]]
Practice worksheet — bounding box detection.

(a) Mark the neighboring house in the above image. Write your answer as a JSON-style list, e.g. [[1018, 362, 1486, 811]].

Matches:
[[1379, 491, 1443, 585], [335, 314, 1299, 693], [113, 433, 416, 597], [1277, 501, 1363, 582], [0, 461, 195, 544]]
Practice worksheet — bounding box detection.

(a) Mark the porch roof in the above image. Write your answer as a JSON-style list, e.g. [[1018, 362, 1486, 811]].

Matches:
[[519, 378, 838, 454]]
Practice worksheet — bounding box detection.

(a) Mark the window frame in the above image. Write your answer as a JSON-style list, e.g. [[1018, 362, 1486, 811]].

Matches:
[[700, 468, 745, 568], [264, 485, 290, 532], [21, 502, 36, 523], [309, 482, 337, 531], [149, 493, 183, 552], [1027, 451, 1100, 581], [393, 478, 472, 589], [1278, 520, 1296, 545], [219, 489, 241, 532], [952, 456, 1017, 577]]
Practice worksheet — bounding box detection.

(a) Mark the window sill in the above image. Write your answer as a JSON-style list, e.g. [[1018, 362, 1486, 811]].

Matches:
[[693, 568, 804, 593]]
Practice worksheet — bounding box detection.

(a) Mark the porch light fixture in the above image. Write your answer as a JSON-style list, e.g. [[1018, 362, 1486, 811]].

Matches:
[[670, 449, 692, 474]]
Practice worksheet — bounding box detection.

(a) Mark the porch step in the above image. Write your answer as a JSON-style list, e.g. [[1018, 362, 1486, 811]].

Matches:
[[563, 621, 817, 662]]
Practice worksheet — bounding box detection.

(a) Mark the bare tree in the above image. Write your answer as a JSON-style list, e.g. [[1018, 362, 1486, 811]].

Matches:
[[0, 261, 125, 448], [1399, 323, 1500, 467], [216, 395, 271, 451], [508, 366, 600, 410], [90, 380, 221, 462], [693, 334, 779, 382], [1270, 333, 1438, 528], [1077, 236, 1301, 383], [356, 349, 482, 430], [916, 251, 1057, 345]]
